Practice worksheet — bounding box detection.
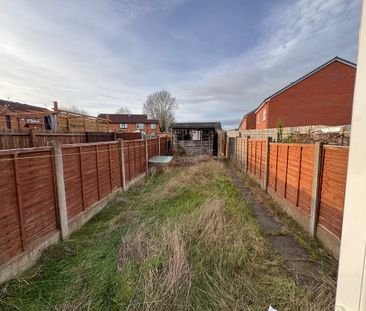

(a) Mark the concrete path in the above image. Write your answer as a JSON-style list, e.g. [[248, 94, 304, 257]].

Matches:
[[225, 163, 321, 286]]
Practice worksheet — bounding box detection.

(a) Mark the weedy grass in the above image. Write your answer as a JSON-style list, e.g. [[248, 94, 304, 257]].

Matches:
[[0, 158, 336, 310]]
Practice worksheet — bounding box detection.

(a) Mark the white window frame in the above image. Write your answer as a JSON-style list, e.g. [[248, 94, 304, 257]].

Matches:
[[263, 109, 266, 121], [119, 123, 128, 129], [136, 123, 144, 130], [150, 123, 157, 130], [257, 115, 260, 124]]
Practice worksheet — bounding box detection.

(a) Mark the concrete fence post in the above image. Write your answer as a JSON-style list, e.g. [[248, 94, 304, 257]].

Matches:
[[145, 138, 149, 173], [118, 139, 126, 190], [263, 137, 272, 191], [309, 142, 323, 237], [225, 136, 229, 158], [51, 141, 69, 240]]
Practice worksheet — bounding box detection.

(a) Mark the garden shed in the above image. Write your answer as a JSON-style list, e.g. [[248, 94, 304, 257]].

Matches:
[[172, 122, 222, 156]]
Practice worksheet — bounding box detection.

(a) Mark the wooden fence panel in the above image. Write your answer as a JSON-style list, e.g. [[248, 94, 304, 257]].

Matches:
[[97, 144, 112, 199], [86, 132, 114, 143], [297, 145, 314, 215], [236, 138, 245, 167], [62, 147, 84, 219], [109, 143, 122, 190], [160, 137, 167, 155], [0, 154, 23, 265], [148, 138, 159, 158], [116, 132, 141, 140], [268, 143, 314, 215], [123, 141, 133, 183], [268, 144, 278, 191], [80, 145, 99, 209], [0, 138, 166, 277], [18, 150, 58, 247], [37, 133, 86, 146], [318, 146, 348, 238], [247, 139, 266, 181]]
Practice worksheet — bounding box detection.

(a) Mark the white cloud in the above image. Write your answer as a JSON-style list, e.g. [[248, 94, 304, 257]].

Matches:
[[0, 0, 360, 129]]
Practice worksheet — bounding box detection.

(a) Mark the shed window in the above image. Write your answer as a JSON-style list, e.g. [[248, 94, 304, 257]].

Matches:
[[119, 123, 128, 129], [136, 123, 144, 129], [263, 110, 266, 121]]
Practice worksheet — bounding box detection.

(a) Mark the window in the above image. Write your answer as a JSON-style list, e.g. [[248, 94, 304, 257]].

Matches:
[[257, 115, 260, 124], [263, 109, 266, 121], [136, 123, 144, 129], [150, 123, 157, 130], [119, 123, 128, 129]]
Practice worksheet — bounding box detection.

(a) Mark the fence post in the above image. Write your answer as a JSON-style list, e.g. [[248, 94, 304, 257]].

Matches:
[[158, 136, 161, 155], [263, 137, 272, 191], [309, 142, 323, 237], [225, 136, 229, 158], [30, 129, 37, 147], [51, 141, 69, 240], [118, 140, 126, 190], [145, 138, 149, 173]]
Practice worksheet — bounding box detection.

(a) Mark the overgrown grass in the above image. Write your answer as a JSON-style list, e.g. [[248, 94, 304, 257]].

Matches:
[[1, 157, 335, 310]]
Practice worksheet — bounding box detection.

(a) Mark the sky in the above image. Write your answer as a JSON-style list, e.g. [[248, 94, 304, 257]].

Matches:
[[0, 0, 361, 129]]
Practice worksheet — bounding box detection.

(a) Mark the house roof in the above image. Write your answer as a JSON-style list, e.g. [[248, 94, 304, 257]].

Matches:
[[172, 122, 222, 130], [0, 99, 51, 115], [98, 113, 159, 124], [254, 56, 356, 113]]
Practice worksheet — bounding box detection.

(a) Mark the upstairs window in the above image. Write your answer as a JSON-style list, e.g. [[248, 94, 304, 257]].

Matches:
[[136, 123, 144, 129], [150, 123, 157, 129], [263, 109, 266, 121], [119, 123, 128, 129], [257, 115, 260, 124]]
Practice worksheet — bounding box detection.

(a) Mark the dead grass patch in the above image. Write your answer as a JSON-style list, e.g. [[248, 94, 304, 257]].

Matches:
[[117, 232, 159, 271], [162, 229, 192, 294]]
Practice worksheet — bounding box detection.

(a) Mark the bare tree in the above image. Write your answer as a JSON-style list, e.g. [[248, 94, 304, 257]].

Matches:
[[61, 105, 89, 115], [143, 90, 178, 132], [116, 106, 131, 114]]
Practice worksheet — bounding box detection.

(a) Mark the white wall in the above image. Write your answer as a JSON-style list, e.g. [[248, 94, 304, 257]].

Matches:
[[335, 1, 366, 310]]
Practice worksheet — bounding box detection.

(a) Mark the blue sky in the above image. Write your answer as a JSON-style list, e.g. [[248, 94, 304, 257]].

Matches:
[[0, 0, 361, 129]]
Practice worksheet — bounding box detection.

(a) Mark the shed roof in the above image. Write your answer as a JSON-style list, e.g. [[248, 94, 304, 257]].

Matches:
[[172, 122, 222, 130], [0, 99, 51, 115], [98, 113, 159, 124]]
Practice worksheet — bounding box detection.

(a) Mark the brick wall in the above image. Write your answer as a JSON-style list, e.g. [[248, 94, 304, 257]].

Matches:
[[257, 61, 356, 129], [109, 123, 160, 134], [239, 113, 256, 130]]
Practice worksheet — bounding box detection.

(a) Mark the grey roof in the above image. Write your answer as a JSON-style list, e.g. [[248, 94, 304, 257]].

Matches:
[[172, 122, 222, 130]]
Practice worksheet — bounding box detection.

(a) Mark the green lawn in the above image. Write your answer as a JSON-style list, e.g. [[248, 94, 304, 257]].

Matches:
[[0, 158, 334, 310]]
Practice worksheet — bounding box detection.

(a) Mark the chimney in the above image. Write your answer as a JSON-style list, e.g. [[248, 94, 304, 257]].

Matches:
[[53, 101, 58, 111]]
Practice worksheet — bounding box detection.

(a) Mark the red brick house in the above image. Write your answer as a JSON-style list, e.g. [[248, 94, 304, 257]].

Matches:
[[241, 57, 356, 130], [99, 113, 160, 134], [238, 109, 256, 130], [0, 100, 54, 130]]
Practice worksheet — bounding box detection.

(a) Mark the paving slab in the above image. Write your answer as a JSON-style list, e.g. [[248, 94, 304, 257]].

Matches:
[[225, 163, 321, 286]]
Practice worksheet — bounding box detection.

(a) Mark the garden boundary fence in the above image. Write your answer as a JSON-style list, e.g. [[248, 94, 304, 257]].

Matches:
[[0, 136, 170, 283], [229, 137, 348, 258]]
